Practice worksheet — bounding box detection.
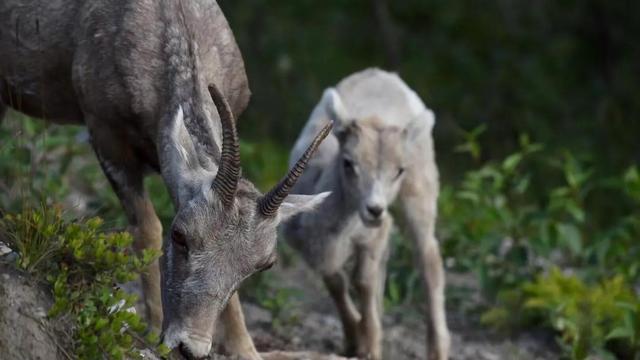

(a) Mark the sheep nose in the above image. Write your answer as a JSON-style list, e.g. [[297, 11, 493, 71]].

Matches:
[[366, 205, 384, 218], [178, 342, 209, 360]]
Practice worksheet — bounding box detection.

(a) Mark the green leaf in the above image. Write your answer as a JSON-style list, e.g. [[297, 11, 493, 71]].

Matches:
[[606, 326, 632, 341], [566, 203, 586, 223], [502, 153, 523, 173], [556, 223, 582, 256], [11, 144, 30, 165], [94, 318, 109, 331]]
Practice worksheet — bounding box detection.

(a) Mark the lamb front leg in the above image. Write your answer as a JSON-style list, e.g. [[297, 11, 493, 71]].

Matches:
[[354, 216, 392, 360], [323, 270, 361, 356]]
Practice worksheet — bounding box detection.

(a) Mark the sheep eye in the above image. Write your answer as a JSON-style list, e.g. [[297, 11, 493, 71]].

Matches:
[[171, 229, 188, 251], [343, 158, 356, 173], [395, 167, 405, 180]]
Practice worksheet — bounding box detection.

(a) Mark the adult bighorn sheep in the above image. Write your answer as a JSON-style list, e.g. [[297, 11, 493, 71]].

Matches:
[[283, 68, 451, 360], [0, 1, 330, 358]]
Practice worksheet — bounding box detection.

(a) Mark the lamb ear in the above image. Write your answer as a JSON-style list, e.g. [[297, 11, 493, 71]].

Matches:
[[404, 108, 435, 144], [277, 192, 331, 223], [320, 88, 360, 143], [321, 88, 353, 135]]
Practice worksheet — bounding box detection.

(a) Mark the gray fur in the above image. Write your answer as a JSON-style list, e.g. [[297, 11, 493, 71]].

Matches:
[[283, 68, 450, 360], [0, 2, 326, 359]]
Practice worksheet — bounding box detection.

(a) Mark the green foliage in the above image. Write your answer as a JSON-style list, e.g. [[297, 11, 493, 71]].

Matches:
[[439, 131, 640, 359], [442, 133, 640, 289], [440, 134, 545, 298], [1, 206, 169, 359], [454, 124, 487, 162], [241, 271, 302, 330], [0, 112, 86, 212], [239, 139, 290, 192], [384, 228, 422, 308], [487, 269, 640, 360], [0, 112, 129, 227], [1, 204, 65, 273]]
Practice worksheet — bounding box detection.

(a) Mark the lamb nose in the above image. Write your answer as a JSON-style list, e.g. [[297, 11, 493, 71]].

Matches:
[[367, 205, 384, 217]]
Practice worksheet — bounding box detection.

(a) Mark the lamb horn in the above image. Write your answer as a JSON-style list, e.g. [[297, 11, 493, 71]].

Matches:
[[209, 84, 240, 208], [258, 121, 334, 217]]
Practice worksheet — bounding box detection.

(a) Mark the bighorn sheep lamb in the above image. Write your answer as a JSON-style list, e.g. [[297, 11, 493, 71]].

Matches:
[[0, 1, 330, 359], [283, 68, 450, 360]]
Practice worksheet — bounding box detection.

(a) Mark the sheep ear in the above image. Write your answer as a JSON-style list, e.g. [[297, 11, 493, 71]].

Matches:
[[277, 192, 331, 223], [168, 106, 200, 170], [162, 106, 206, 206]]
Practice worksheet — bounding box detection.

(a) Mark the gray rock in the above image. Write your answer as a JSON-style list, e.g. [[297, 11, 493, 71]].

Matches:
[[0, 263, 68, 360]]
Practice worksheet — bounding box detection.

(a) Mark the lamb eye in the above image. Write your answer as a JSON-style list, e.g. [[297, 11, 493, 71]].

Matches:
[[395, 167, 405, 179], [171, 229, 188, 251]]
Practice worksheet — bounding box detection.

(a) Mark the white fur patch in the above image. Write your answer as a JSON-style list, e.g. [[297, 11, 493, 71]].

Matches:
[[395, 79, 425, 113], [171, 106, 190, 162], [395, 78, 436, 129]]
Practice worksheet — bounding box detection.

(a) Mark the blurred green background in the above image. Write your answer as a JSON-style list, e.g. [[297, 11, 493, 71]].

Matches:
[[1, 1, 639, 359], [220, 0, 639, 184]]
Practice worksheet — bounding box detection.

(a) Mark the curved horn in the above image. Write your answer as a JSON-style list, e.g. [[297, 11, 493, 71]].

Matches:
[[209, 84, 240, 207], [258, 121, 334, 217]]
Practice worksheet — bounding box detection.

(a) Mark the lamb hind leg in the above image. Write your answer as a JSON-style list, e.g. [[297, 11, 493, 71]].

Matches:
[[323, 270, 361, 356], [399, 168, 450, 360]]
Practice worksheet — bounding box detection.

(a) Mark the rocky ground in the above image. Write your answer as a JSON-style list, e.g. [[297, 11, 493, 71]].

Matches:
[[0, 240, 558, 360], [0, 260, 71, 360], [237, 258, 558, 360]]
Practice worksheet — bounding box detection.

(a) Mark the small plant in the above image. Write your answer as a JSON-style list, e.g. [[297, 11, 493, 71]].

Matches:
[[242, 270, 302, 330], [1, 204, 65, 273], [1, 206, 169, 359]]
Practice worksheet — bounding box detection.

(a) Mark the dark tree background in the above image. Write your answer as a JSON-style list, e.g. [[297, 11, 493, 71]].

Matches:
[[219, 0, 640, 183]]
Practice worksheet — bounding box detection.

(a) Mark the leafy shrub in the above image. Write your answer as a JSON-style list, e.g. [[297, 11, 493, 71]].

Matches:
[[1, 205, 169, 359], [440, 134, 545, 298], [486, 268, 639, 360], [441, 131, 640, 290], [437, 129, 640, 359]]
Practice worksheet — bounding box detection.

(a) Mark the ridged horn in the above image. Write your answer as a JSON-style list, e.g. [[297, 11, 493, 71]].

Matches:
[[258, 121, 334, 217], [209, 84, 240, 208]]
